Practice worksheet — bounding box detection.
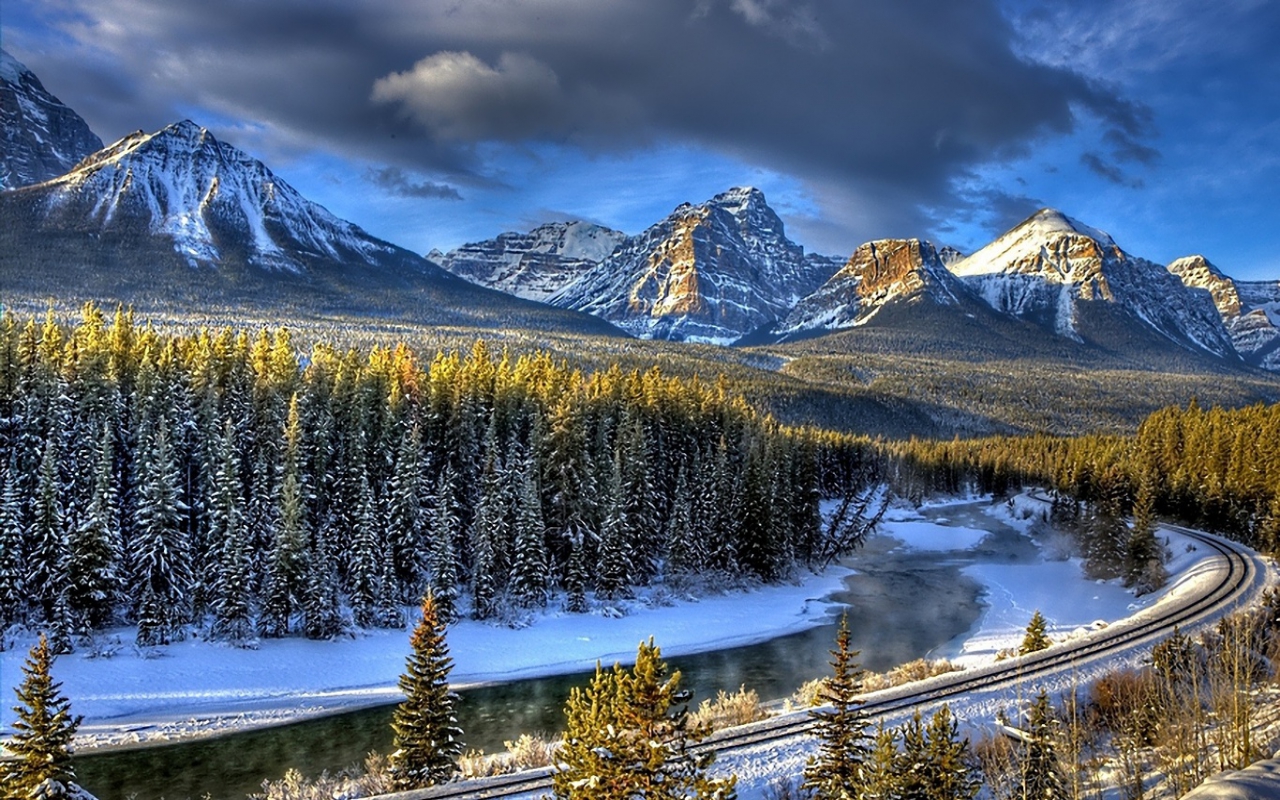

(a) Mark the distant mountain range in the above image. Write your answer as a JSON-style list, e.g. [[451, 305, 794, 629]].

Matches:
[[2, 48, 1278, 373]]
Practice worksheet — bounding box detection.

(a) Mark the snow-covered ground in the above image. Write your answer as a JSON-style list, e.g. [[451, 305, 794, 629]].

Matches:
[[1, 564, 854, 750]]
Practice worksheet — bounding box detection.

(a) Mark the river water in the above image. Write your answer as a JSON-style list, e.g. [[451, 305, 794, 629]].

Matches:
[[75, 501, 1036, 800]]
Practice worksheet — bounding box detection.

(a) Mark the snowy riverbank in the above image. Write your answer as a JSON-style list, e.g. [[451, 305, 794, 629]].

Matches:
[[1, 492, 1247, 757]]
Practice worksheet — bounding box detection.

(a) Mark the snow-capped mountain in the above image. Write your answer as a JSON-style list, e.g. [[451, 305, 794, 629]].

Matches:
[[949, 209, 1236, 359], [1169, 255, 1280, 370], [0, 119, 620, 335], [0, 48, 103, 189], [437, 220, 629, 301], [549, 187, 840, 344], [779, 238, 971, 336]]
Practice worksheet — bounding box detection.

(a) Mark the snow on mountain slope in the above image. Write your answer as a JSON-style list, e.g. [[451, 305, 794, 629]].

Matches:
[[1169, 256, 1280, 370], [437, 220, 628, 301], [549, 187, 839, 344], [0, 48, 103, 189], [949, 209, 1236, 358], [778, 238, 971, 335], [36, 120, 418, 273]]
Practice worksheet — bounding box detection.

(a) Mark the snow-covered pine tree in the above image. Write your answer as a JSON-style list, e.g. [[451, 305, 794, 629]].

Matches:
[[664, 465, 703, 582], [208, 419, 252, 644], [376, 536, 405, 629], [389, 591, 464, 789], [563, 529, 589, 614], [387, 423, 425, 602], [67, 421, 120, 635], [349, 471, 384, 629], [736, 437, 784, 581], [1125, 476, 1166, 594], [428, 465, 462, 624], [301, 515, 343, 640], [509, 449, 549, 609], [4, 634, 92, 800], [595, 449, 633, 601], [260, 397, 309, 638], [860, 723, 900, 800], [28, 433, 70, 631], [923, 704, 979, 800], [617, 411, 658, 583], [469, 425, 509, 621], [132, 417, 192, 646], [0, 460, 29, 627]]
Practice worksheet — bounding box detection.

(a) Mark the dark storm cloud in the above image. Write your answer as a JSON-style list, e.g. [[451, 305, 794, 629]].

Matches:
[[1081, 152, 1143, 188], [366, 166, 462, 200], [12, 0, 1155, 247]]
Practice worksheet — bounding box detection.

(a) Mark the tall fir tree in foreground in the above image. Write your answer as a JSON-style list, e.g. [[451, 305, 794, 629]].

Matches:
[[5, 634, 93, 800], [389, 591, 463, 790], [803, 614, 870, 799], [554, 638, 736, 800]]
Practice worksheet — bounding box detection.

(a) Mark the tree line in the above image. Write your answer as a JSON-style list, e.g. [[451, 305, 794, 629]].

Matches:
[[0, 304, 875, 650], [885, 399, 1280, 556]]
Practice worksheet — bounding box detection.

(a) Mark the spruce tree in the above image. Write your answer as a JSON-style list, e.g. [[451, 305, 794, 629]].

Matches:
[[208, 420, 252, 644], [0, 461, 28, 627], [1125, 477, 1166, 594], [349, 472, 383, 629], [261, 398, 309, 638], [860, 723, 900, 800], [5, 634, 87, 799], [387, 423, 425, 602], [804, 614, 870, 798], [595, 450, 633, 601], [1020, 610, 1052, 655], [922, 704, 979, 800], [564, 531, 589, 614], [509, 456, 549, 609], [428, 466, 462, 623], [67, 422, 120, 634], [301, 517, 343, 640], [132, 418, 191, 646], [28, 434, 70, 630], [389, 591, 463, 789], [1021, 691, 1067, 800], [554, 638, 736, 800], [665, 465, 703, 582]]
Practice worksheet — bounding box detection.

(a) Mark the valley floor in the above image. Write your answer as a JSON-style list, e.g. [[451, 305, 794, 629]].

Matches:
[[0, 494, 1250, 759]]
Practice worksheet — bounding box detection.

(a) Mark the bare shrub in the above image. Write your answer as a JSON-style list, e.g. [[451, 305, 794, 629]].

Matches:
[[861, 658, 962, 691], [252, 752, 394, 800], [689, 685, 767, 731], [458, 733, 561, 778]]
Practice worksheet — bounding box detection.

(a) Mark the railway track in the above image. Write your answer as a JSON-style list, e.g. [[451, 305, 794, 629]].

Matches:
[[396, 520, 1260, 800]]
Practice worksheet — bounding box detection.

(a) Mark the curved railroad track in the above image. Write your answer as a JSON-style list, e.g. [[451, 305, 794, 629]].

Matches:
[[398, 520, 1262, 800]]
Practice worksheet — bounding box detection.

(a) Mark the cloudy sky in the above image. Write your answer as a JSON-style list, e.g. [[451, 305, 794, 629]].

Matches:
[[4, 0, 1277, 278]]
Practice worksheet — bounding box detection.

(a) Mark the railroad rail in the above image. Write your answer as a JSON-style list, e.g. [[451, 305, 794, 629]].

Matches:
[[389, 519, 1261, 800]]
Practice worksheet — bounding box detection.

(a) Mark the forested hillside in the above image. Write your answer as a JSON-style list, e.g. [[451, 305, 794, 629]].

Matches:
[[888, 401, 1280, 553], [0, 304, 873, 650]]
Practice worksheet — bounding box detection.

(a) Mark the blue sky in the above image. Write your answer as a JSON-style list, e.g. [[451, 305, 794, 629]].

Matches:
[[3, 0, 1277, 279]]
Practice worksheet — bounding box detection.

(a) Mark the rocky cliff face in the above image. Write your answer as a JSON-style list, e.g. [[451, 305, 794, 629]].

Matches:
[[0, 48, 104, 189], [549, 187, 839, 343], [949, 209, 1237, 359], [1169, 255, 1280, 370], [436, 220, 628, 301], [779, 238, 970, 335]]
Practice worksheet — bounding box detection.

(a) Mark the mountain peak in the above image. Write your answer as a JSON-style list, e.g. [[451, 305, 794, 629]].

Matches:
[[1015, 208, 1117, 247], [1, 47, 104, 189]]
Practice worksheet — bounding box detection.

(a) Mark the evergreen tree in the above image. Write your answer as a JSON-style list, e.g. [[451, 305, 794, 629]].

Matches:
[[509, 455, 549, 609], [1022, 691, 1067, 800], [301, 517, 343, 640], [922, 705, 979, 800], [132, 418, 190, 646], [387, 423, 425, 602], [349, 472, 383, 629], [860, 723, 900, 800], [67, 422, 120, 634], [1125, 477, 1166, 594], [0, 462, 28, 627], [28, 434, 70, 630], [389, 592, 463, 789], [896, 709, 931, 800], [428, 466, 462, 624], [261, 399, 309, 638], [804, 614, 870, 799], [4, 634, 86, 799], [595, 450, 633, 601], [564, 531, 589, 614], [469, 440, 507, 621], [554, 638, 736, 800], [664, 465, 703, 581], [1020, 610, 1052, 655], [208, 420, 252, 644]]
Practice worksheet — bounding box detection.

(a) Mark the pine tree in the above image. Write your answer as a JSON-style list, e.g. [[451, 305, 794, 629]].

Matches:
[[261, 398, 309, 638], [4, 634, 87, 799], [389, 592, 464, 789], [1022, 691, 1067, 800], [349, 472, 383, 629], [132, 418, 191, 647], [804, 614, 870, 798], [208, 420, 252, 644], [0, 461, 28, 627], [509, 455, 549, 609], [664, 465, 702, 581], [28, 434, 70, 630], [553, 638, 736, 800], [428, 467, 462, 624], [595, 450, 633, 601], [301, 517, 343, 640], [469, 440, 507, 621], [922, 704, 979, 800], [860, 723, 900, 800], [1125, 477, 1166, 594], [67, 422, 121, 635], [564, 531, 589, 614], [896, 709, 930, 800], [1020, 610, 1052, 655], [387, 423, 425, 602]]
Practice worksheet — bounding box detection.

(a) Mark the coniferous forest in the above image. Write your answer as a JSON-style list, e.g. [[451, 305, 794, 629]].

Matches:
[[0, 304, 875, 651], [887, 400, 1280, 555]]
